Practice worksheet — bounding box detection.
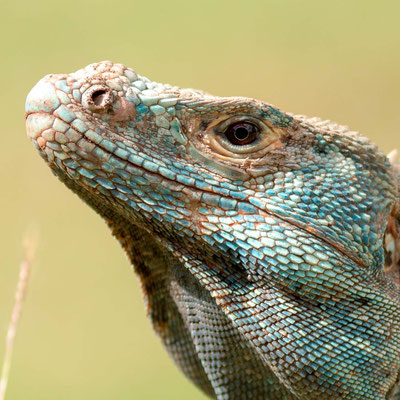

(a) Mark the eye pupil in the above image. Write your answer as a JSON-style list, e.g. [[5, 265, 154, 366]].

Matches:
[[225, 122, 258, 145], [234, 127, 250, 141]]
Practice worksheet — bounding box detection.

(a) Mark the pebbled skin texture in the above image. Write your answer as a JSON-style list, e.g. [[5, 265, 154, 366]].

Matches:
[[25, 61, 400, 400]]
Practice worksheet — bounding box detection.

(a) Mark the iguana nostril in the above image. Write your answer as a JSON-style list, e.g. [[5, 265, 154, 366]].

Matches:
[[82, 85, 113, 112], [91, 89, 107, 106]]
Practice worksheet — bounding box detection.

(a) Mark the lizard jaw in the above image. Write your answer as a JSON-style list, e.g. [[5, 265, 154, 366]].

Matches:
[[25, 72, 371, 273]]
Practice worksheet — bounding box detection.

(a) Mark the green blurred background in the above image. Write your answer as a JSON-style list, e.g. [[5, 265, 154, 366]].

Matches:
[[1, 0, 399, 399]]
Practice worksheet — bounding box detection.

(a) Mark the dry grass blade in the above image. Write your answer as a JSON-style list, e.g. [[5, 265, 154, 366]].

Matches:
[[0, 233, 38, 400]]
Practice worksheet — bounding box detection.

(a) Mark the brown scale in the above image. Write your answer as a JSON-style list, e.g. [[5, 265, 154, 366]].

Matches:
[[384, 206, 400, 284]]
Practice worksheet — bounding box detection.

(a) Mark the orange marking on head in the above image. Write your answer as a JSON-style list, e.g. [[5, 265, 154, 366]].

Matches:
[[37, 137, 47, 148]]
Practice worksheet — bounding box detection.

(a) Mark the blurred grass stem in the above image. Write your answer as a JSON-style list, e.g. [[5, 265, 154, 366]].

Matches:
[[0, 233, 37, 400]]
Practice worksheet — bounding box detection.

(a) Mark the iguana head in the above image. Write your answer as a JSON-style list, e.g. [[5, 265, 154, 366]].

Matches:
[[26, 61, 400, 399]]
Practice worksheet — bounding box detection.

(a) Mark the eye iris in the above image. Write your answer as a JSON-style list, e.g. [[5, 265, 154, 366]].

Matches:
[[226, 123, 258, 145]]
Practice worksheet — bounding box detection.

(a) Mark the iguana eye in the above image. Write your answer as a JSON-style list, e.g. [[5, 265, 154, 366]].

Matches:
[[224, 122, 258, 145], [83, 85, 114, 112], [206, 116, 281, 158]]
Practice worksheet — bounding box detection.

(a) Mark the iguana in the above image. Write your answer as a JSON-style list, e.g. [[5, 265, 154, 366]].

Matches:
[[25, 61, 400, 399]]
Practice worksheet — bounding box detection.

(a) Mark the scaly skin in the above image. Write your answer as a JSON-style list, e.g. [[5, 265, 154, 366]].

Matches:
[[25, 61, 400, 400]]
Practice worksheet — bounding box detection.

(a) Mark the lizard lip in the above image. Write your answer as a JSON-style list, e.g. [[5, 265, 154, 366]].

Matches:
[[25, 75, 63, 141], [25, 113, 55, 140]]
